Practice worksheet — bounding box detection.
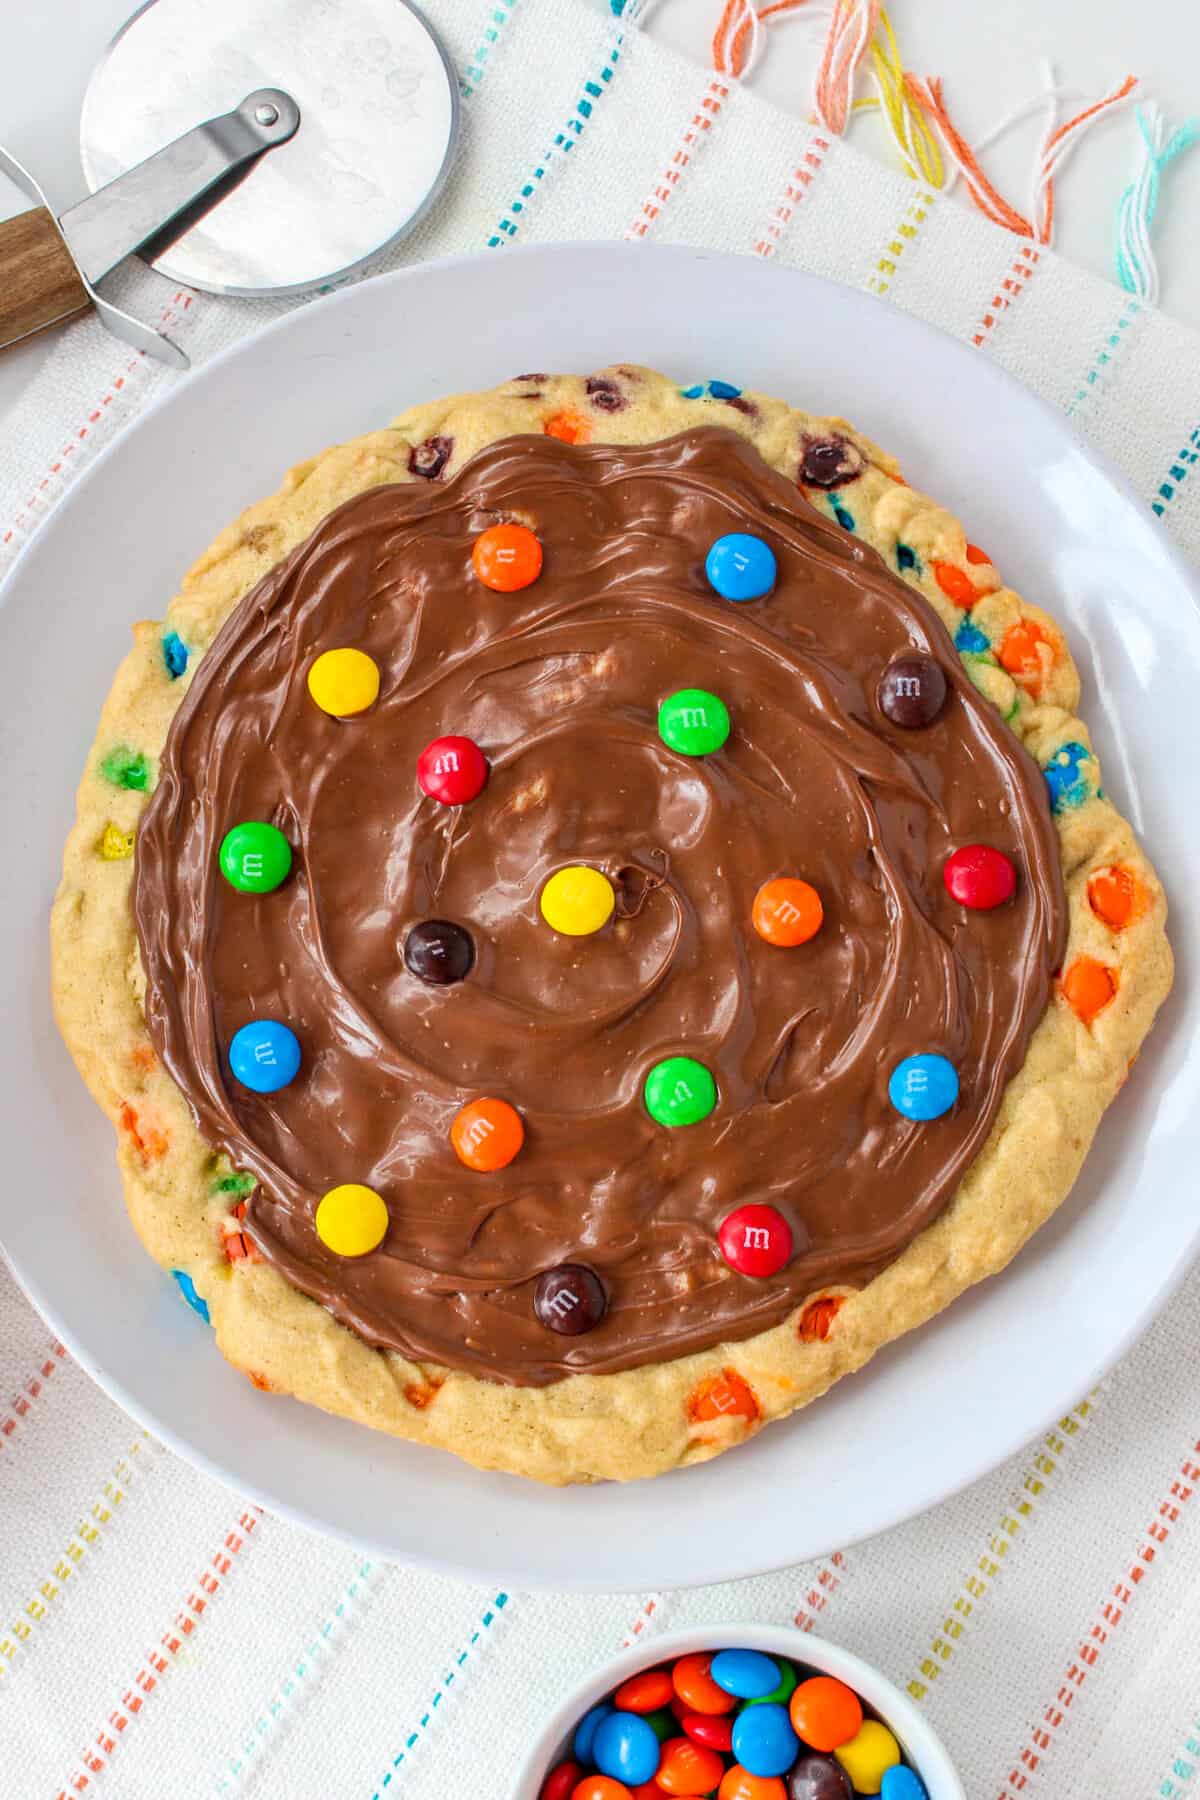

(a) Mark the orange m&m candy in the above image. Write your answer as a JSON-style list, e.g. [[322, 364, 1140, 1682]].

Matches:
[[1060, 955, 1118, 1025], [719, 1768, 788, 1800], [655, 1736, 725, 1794], [687, 1370, 759, 1426], [571, 1779, 632, 1800], [544, 408, 592, 445], [671, 1654, 737, 1716], [615, 1668, 675, 1714], [789, 1674, 863, 1751], [932, 560, 976, 607], [752, 878, 823, 947], [473, 521, 543, 591], [450, 1097, 525, 1170], [998, 618, 1054, 692], [1088, 864, 1148, 931]]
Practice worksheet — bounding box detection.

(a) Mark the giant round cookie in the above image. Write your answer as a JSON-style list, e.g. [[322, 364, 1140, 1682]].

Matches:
[[51, 367, 1173, 1483]]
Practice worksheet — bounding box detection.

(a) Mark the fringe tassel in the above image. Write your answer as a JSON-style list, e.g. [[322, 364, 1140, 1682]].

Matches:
[[858, 7, 943, 185], [1115, 103, 1200, 303], [712, 0, 813, 81], [906, 71, 1138, 243], [813, 0, 880, 134]]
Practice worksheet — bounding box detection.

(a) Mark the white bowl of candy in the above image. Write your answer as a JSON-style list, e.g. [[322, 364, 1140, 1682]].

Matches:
[[513, 1623, 965, 1799]]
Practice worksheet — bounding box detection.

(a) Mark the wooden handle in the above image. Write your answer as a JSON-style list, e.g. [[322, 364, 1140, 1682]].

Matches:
[[0, 206, 90, 351]]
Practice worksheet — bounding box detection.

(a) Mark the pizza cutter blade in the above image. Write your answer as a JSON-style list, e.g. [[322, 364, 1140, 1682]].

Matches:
[[81, 0, 459, 299], [0, 0, 457, 367]]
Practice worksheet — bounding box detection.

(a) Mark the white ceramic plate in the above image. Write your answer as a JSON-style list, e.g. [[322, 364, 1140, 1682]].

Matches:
[[1, 243, 1196, 1591]]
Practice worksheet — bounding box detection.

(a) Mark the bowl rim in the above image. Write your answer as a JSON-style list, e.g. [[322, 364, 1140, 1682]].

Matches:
[[511, 1621, 966, 1797]]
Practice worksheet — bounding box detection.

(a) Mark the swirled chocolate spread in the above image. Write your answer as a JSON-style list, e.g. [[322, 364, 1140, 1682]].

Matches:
[[135, 428, 1067, 1385]]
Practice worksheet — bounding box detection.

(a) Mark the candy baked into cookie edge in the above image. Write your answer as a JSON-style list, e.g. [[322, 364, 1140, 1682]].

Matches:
[[49, 367, 1173, 1486]]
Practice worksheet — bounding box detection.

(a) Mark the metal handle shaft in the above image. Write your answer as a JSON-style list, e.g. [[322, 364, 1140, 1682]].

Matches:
[[58, 87, 299, 286]]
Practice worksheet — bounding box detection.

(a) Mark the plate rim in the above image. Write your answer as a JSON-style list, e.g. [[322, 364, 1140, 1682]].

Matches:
[[2, 238, 1198, 1590]]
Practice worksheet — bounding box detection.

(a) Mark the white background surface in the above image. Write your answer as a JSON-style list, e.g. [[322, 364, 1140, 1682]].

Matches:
[[1, 0, 1198, 421]]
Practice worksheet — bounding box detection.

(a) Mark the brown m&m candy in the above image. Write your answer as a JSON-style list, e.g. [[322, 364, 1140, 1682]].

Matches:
[[877, 654, 947, 728], [787, 1755, 854, 1800], [534, 1264, 607, 1334], [404, 918, 475, 985]]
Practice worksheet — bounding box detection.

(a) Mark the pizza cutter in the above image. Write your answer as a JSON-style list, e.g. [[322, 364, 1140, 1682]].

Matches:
[[0, 0, 458, 369]]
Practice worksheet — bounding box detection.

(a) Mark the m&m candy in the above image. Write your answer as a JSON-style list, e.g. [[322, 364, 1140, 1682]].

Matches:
[[720, 1770, 788, 1799], [834, 1720, 901, 1792], [787, 1755, 854, 1800], [614, 1669, 675, 1714], [657, 1738, 726, 1794], [880, 1769, 928, 1800], [732, 1704, 800, 1779], [473, 522, 543, 591], [574, 1702, 615, 1763], [943, 844, 1016, 910], [547, 1648, 935, 1800], [219, 820, 292, 893], [789, 1677, 862, 1753], [682, 1714, 734, 1751], [888, 1054, 959, 1121], [404, 919, 475, 985], [718, 1206, 793, 1278], [748, 1661, 799, 1709], [571, 1776, 630, 1799], [306, 647, 380, 717], [712, 1649, 782, 1700], [417, 735, 488, 805], [877, 654, 947, 728], [706, 533, 777, 601], [540, 1762, 583, 1800], [672, 1655, 737, 1715], [593, 1712, 661, 1786], [658, 688, 731, 756], [228, 1020, 301, 1094], [752, 879, 823, 947], [535, 1265, 607, 1335], [644, 1057, 717, 1128], [314, 1184, 389, 1257], [541, 866, 616, 936], [451, 1097, 524, 1170]]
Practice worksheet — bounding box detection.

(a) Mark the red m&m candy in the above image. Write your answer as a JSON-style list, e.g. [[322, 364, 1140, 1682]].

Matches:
[[943, 844, 1016, 910], [417, 735, 487, 805], [718, 1204, 793, 1278], [541, 1762, 583, 1800], [682, 1714, 734, 1751]]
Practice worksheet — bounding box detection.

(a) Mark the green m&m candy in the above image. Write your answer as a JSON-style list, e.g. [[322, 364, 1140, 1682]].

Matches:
[[219, 820, 293, 893], [657, 687, 730, 756], [644, 1056, 717, 1127]]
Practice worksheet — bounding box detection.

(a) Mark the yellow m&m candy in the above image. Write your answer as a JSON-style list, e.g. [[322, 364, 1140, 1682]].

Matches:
[[307, 648, 381, 717], [834, 1719, 901, 1794], [315, 1184, 389, 1257], [540, 865, 615, 936]]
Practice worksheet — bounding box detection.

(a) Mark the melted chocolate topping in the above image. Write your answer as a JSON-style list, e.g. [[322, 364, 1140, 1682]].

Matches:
[[135, 429, 1067, 1385]]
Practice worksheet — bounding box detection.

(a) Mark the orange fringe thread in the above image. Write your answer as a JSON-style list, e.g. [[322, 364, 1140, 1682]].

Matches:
[[712, 0, 879, 139], [906, 72, 1138, 242]]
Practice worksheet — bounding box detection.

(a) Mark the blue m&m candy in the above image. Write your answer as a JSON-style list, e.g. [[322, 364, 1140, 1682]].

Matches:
[[731, 1701, 800, 1778], [889, 1053, 959, 1121], [711, 1648, 781, 1699], [171, 1268, 209, 1323], [228, 1021, 301, 1094], [593, 1711, 661, 1785], [574, 1701, 614, 1764], [706, 532, 777, 601], [882, 1767, 929, 1800]]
